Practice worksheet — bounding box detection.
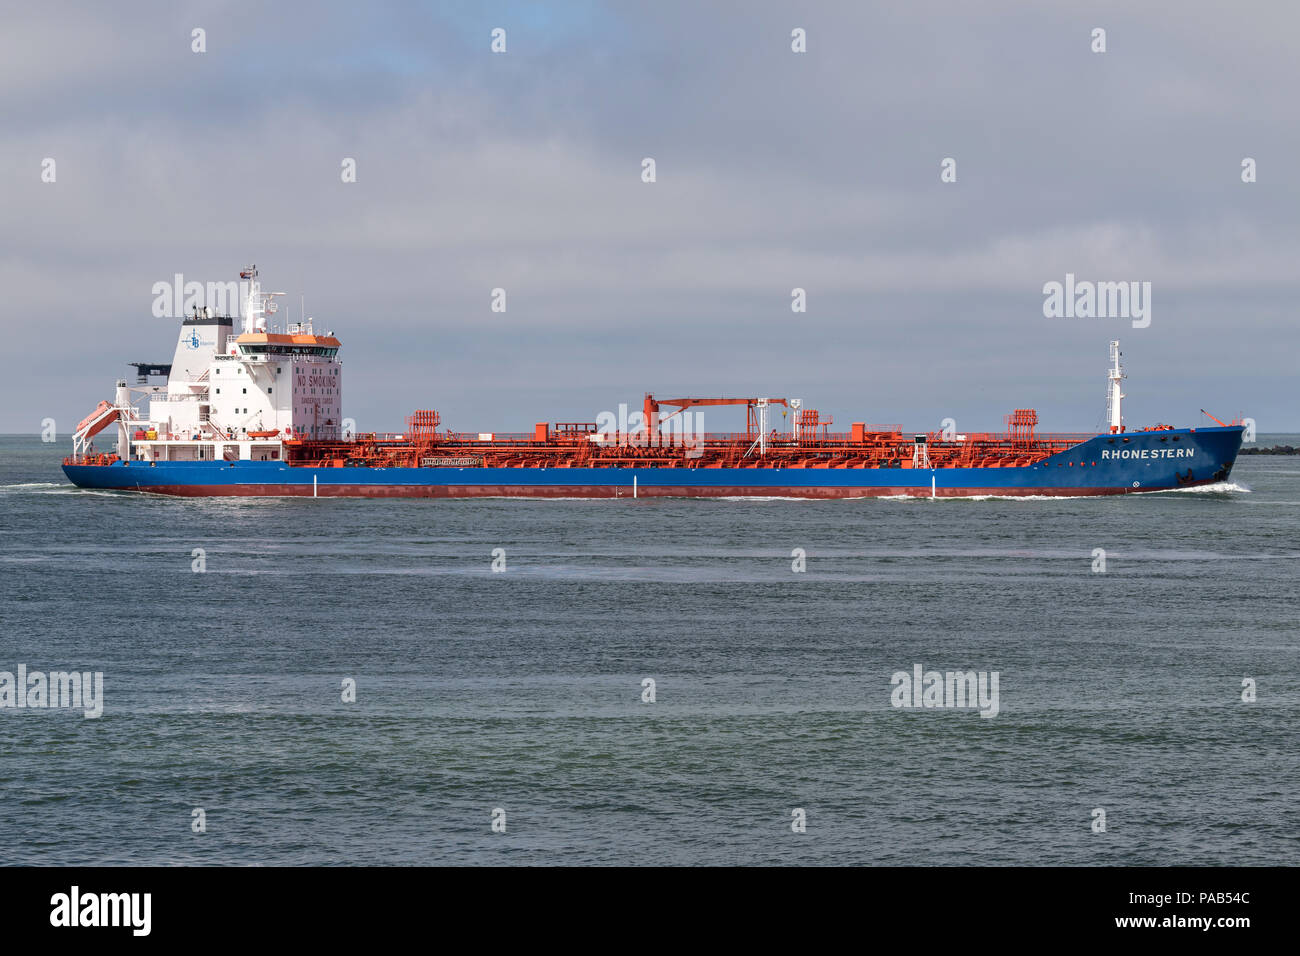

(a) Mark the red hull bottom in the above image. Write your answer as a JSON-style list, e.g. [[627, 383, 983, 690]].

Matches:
[[111, 483, 1178, 499]]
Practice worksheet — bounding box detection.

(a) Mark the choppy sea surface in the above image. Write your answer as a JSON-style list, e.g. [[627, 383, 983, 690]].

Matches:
[[1, 434, 1297, 866]]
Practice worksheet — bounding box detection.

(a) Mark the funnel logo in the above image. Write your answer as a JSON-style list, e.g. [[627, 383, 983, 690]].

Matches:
[[183, 330, 204, 350]]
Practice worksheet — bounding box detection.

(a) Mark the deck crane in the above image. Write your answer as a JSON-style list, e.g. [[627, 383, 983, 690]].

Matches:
[[643, 394, 791, 455]]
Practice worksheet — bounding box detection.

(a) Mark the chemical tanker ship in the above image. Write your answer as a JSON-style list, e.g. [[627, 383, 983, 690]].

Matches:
[[62, 265, 1243, 498]]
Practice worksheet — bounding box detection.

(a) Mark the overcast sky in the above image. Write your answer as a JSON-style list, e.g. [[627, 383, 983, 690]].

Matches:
[[2, 0, 1296, 435]]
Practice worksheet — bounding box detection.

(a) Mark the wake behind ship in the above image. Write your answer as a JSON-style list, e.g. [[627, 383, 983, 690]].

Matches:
[[63, 265, 1244, 498]]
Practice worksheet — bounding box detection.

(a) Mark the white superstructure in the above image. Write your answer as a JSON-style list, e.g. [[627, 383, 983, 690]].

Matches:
[[72, 264, 343, 463]]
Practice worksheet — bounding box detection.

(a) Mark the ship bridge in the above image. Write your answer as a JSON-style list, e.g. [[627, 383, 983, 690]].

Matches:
[[68, 264, 347, 465]]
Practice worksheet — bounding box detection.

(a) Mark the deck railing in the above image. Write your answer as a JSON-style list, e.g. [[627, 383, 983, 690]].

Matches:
[[337, 428, 1101, 447]]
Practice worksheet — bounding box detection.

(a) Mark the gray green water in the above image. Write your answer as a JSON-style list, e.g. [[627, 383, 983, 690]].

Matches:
[[1, 435, 1297, 865]]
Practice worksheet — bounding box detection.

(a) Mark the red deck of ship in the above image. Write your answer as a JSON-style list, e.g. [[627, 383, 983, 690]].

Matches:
[[282, 402, 1101, 471]]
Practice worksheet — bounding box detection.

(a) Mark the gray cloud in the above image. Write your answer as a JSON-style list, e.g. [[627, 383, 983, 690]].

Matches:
[[1, 0, 1295, 434]]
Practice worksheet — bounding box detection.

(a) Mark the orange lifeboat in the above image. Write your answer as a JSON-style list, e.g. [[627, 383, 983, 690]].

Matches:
[[248, 430, 280, 439], [75, 400, 119, 439]]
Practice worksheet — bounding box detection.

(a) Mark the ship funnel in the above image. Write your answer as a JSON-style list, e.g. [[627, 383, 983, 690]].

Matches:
[[240, 264, 260, 335], [169, 309, 232, 394]]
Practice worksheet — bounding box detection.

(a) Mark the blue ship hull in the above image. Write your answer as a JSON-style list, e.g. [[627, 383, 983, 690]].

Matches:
[[62, 427, 1243, 498]]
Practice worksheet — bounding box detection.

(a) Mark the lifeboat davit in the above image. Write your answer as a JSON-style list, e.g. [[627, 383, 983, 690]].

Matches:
[[75, 400, 119, 439]]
